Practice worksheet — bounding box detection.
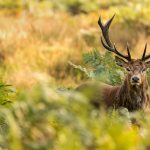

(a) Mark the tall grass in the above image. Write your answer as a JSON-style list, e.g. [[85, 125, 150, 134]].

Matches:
[[0, 10, 150, 88]]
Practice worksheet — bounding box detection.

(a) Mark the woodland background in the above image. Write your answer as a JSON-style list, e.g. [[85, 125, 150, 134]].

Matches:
[[0, 0, 150, 150]]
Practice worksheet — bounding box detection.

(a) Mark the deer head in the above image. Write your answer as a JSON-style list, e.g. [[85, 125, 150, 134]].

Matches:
[[98, 15, 150, 87]]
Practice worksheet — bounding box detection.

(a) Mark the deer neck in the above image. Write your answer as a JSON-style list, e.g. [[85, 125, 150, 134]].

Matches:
[[117, 77, 149, 111]]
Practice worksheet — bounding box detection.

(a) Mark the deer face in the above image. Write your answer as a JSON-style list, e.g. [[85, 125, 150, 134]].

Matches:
[[115, 57, 150, 86]]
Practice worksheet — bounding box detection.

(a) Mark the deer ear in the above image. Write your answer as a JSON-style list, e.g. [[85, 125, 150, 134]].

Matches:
[[146, 61, 150, 68], [115, 56, 127, 67]]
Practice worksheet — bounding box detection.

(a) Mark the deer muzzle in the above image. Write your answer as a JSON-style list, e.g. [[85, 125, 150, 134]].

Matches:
[[131, 75, 141, 85]]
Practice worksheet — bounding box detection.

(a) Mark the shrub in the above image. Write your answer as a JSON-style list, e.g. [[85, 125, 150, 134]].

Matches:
[[71, 49, 124, 85]]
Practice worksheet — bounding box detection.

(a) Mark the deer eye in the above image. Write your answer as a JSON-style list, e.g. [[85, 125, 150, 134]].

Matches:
[[126, 67, 131, 71]]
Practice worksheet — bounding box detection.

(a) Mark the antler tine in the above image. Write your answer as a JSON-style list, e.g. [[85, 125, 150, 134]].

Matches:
[[98, 15, 131, 61], [142, 43, 149, 60], [127, 43, 131, 61], [98, 15, 115, 47], [144, 55, 150, 61], [100, 37, 114, 51], [101, 36, 131, 60], [114, 44, 131, 60]]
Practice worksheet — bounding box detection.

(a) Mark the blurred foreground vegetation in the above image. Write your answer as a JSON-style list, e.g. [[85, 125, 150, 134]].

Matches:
[[1, 79, 150, 150], [0, 0, 150, 149]]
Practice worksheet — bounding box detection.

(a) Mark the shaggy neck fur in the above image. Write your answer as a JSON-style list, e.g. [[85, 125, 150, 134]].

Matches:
[[116, 77, 149, 111]]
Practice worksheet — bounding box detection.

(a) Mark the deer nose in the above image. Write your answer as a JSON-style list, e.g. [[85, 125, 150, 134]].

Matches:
[[132, 76, 139, 82]]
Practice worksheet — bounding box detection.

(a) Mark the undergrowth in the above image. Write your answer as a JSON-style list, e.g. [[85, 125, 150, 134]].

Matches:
[[0, 80, 149, 150]]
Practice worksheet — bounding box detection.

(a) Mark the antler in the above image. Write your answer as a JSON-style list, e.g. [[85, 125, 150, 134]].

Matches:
[[141, 43, 150, 61], [98, 15, 131, 61]]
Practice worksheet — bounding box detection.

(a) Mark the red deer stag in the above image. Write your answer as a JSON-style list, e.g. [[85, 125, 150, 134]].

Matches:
[[76, 15, 150, 111]]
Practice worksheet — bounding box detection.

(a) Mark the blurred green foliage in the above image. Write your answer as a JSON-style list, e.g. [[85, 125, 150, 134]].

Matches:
[[71, 50, 124, 85], [0, 0, 150, 20], [0, 81, 150, 149], [82, 50, 124, 85], [71, 49, 150, 86], [0, 0, 24, 8], [0, 83, 15, 105]]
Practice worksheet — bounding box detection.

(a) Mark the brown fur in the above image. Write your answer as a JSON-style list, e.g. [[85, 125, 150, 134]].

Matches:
[[76, 60, 150, 112]]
